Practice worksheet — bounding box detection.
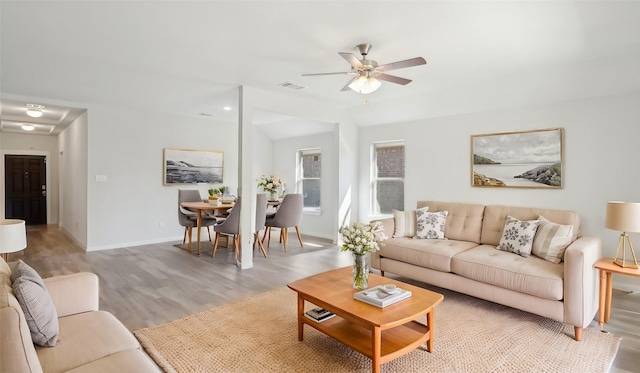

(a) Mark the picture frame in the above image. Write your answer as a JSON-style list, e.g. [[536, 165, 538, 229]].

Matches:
[[163, 148, 224, 185], [471, 128, 563, 188]]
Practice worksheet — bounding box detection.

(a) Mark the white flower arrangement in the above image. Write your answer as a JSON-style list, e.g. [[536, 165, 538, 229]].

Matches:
[[339, 221, 387, 256], [257, 174, 285, 194]]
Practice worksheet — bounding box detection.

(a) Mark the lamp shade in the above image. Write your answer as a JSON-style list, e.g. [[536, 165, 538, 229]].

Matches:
[[0, 219, 27, 255], [605, 201, 640, 233]]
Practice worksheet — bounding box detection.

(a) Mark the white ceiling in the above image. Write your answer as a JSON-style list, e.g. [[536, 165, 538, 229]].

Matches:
[[1, 1, 639, 137]]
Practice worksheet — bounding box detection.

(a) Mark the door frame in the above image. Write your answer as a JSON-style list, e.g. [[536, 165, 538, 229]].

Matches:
[[1, 150, 51, 223]]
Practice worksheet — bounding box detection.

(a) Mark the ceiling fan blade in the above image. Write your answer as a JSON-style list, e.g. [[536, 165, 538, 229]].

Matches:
[[340, 76, 357, 92], [375, 73, 412, 85], [377, 57, 426, 72], [339, 52, 364, 69], [302, 71, 356, 76]]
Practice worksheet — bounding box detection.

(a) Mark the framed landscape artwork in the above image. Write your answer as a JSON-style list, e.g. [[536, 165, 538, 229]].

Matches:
[[471, 128, 563, 189], [163, 148, 224, 185]]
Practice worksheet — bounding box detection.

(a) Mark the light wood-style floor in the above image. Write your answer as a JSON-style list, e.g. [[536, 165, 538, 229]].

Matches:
[[13, 225, 640, 372]]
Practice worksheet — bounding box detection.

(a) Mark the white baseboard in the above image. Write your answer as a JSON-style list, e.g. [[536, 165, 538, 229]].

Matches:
[[612, 276, 640, 293], [87, 235, 183, 251]]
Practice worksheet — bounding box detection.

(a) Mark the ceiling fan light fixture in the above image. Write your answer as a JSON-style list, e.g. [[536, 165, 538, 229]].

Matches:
[[26, 109, 43, 118], [21, 124, 35, 131], [348, 76, 382, 94]]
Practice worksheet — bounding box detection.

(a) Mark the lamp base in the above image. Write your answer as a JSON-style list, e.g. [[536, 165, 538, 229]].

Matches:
[[613, 233, 638, 269], [613, 258, 638, 269]]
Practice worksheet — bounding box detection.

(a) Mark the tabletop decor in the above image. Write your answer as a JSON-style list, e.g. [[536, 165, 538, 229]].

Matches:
[[257, 174, 285, 202], [0, 219, 27, 261], [339, 221, 387, 289], [605, 201, 640, 268]]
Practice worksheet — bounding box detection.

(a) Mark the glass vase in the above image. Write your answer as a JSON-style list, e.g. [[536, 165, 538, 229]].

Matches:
[[268, 190, 278, 202], [352, 253, 369, 290]]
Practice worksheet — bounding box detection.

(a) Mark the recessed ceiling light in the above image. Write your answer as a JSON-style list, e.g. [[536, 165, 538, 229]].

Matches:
[[22, 124, 35, 131], [223, 106, 232, 111]]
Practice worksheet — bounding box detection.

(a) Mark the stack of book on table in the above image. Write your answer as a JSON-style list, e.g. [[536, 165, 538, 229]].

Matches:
[[354, 285, 412, 308], [304, 307, 336, 322]]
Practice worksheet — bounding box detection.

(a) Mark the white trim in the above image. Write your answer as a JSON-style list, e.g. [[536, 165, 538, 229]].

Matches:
[[1, 149, 52, 223]]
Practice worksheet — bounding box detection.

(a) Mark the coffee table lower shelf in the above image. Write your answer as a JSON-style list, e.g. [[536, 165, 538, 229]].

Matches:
[[300, 314, 431, 366]]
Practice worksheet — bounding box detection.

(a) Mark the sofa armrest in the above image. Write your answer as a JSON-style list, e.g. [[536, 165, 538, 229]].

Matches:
[[372, 217, 394, 239], [43, 272, 99, 317], [370, 218, 394, 271], [563, 236, 601, 328]]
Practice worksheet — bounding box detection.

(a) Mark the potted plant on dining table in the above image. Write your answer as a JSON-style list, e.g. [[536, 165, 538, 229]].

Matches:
[[208, 188, 221, 205]]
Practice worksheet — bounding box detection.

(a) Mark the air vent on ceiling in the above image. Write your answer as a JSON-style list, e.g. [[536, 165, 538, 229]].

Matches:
[[278, 82, 306, 90]]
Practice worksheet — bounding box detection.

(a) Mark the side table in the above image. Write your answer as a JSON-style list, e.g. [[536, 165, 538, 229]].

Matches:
[[594, 258, 640, 330]]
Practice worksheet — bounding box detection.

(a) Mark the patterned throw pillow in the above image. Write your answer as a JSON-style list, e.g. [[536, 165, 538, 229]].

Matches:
[[497, 216, 541, 257], [532, 216, 574, 263], [11, 260, 59, 347], [393, 207, 428, 237], [415, 210, 448, 239]]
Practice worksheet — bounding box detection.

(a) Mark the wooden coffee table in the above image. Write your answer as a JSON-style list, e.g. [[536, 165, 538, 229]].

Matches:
[[288, 267, 443, 373]]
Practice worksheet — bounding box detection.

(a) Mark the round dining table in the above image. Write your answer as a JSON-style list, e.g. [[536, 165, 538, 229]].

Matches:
[[180, 201, 235, 254]]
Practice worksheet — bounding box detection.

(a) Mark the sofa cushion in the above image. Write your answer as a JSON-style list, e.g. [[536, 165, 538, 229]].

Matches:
[[36, 311, 141, 373], [416, 201, 485, 243], [451, 245, 564, 300], [415, 210, 448, 239], [393, 207, 427, 237], [497, 215, 540, 257], [481, 205, 580, 246], [379, 237, 479, 272], [65, 349, 159, 373], [532, 216, 574, 263]]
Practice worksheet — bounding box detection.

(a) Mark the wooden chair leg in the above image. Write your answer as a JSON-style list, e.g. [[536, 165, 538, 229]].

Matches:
[[183, 227, 188, 244], [282, 227, 288, 252], [187, 227, 193, 253], [295, 225, 304, 248], [255, 231, 267, 258], [212, 232, 220, 258], [262, 228, 269, 244], [233, 235, 240, 261], [267, 228, 272, 248]]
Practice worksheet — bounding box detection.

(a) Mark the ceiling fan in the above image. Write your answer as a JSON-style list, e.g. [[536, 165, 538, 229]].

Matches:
[[302, 43, 426, 94]]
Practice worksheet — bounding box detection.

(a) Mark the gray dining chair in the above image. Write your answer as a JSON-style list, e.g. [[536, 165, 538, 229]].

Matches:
[[212, 197, 242, 259], [262, 193, 304, 252], [178, 189, 217, 255]]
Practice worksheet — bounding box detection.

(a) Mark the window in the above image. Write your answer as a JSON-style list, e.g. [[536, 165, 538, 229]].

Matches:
[[297, 148, 321, 210], [371, 141, 405, 215]]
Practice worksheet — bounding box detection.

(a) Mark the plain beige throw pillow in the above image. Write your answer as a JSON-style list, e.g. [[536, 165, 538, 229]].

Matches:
[[532, 216, 574, 263], [393, 207, 428, 237]]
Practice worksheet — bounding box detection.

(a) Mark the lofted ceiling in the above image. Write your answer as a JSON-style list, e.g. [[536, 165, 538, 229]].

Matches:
[[1, 1, 639, 137]]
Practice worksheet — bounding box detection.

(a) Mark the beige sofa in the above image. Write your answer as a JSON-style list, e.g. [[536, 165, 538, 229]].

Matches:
[[0, 258, 160, 373], [371, 201, 601, 341]]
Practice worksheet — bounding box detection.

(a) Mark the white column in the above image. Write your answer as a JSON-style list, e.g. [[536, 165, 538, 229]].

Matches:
[[237, 86, 255, 269]]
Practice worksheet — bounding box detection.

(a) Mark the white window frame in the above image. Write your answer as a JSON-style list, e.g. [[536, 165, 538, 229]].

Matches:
[[370, 140, 405, 217], [296, 147, 322, 214]]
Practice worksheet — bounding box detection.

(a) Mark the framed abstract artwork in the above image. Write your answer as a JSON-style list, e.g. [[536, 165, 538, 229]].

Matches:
[[163, 148, 224, 185], [471, 128, 563, 188]]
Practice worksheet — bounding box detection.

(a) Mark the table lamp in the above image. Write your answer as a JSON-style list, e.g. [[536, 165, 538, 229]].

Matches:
[[0, 219, 27, 262], [605, 201, 640, 269]]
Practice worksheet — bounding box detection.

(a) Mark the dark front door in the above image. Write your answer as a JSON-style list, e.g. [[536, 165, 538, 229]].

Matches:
[[4, 155, 47, 225]]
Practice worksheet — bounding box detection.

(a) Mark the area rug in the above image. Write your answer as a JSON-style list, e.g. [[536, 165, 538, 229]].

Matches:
[[134, 286, 620, 373]]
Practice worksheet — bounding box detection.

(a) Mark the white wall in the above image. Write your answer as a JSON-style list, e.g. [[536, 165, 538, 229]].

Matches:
[[358, 92, 640, 291], [85, 104, 238, 250], [1, 133, 59, 223], [58, 111, 89, 247], [272, 131, 337, 240]]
